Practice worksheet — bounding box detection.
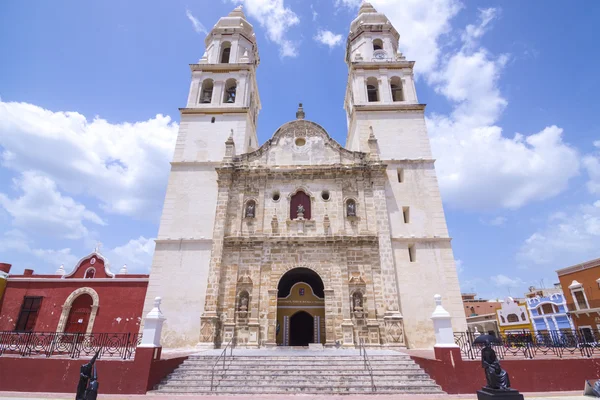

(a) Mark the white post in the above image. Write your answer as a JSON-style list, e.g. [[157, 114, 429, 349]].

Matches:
[[430, 294, 458, 348], [139, 297, 166, 348]]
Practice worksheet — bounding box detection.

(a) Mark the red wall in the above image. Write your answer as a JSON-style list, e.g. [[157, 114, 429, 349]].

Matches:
[[0, 280, 147, 334], [412, 347, 600, 394], [0, 348, 186, 394]]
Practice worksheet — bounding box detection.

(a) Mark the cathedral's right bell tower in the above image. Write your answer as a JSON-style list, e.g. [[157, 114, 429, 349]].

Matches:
[[344, 2, 467, 344]]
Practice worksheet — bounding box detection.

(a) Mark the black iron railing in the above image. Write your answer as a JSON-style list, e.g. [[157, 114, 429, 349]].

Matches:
[[455, 330, 600, 360], [0, 331, 141, 359], [359, 338, 376, 392], [210, 338, 235, 391]]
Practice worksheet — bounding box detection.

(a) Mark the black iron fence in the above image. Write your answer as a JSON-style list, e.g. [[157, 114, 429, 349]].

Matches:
[[455, 330, 600, 360], [0, 331, 142, 359]]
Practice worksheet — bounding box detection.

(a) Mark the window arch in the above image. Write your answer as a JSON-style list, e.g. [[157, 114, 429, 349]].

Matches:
[[373, 38, 383, 51], [366, 77, 379, 102], [200, 79, 214, 104], [290, 190, 311, 220], [390, 76, 404, 102], [220, 41, 231, 63], [84, 267, 95, 279], [56, 287, 100, 334], [507, 313, 519, 323], [224, 79, 237, 103]]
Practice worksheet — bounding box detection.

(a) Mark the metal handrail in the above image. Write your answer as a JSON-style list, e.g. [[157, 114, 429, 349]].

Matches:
[[359, 338, 376, 392], [210, 338, 234, 391]]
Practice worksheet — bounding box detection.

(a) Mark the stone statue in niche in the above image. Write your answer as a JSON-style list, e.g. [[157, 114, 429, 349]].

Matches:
[[238, 292, 249, 318], [297, 204, 305, 218], [353, 292, 364, 318], [347, 201, 356, 217], [245, 202, 255, 218]]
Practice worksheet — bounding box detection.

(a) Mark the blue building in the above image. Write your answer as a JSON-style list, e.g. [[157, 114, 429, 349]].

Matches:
[[525, 285, 574, 333]]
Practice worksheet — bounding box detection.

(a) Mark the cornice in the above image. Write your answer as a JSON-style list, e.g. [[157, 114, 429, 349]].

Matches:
[[0, 270, 8, 280], [171, 161, 221, 167], [180, 107, 249, 115], [190, 63, 254, 73], [353, 103, 426, 112], [216, 163, 387, 176], [155, 238, 213, 244], [556, 257, 600, 276], [224, 234, 379, 246], [350, 60, 415, 70], [391, 236, 452, 243], [380, 158, 436, 164], [8, 278, 149, 283]]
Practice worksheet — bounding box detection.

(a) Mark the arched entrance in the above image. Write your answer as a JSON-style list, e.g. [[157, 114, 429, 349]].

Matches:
[[276, 268, 325, 346], [289, 311, 314, 346]]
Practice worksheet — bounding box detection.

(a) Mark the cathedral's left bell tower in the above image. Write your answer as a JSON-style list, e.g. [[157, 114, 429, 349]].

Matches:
[[141, 6, 261, 347]]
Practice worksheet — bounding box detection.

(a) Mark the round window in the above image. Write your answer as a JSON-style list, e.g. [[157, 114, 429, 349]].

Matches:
[[295, 137, 306, 147], [272, 191, 280, 202], [321, 191, 330, 201]]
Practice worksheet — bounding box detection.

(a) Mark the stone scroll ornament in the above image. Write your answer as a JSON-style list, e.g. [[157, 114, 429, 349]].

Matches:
[[200, 320, 215, 342], [475, 337, 524, 400], [75, 350, 100, 400]]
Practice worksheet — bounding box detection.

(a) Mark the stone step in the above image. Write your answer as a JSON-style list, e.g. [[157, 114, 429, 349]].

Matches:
[[155, 383, 443, 393], [166, 374, 434, 382], [175, 364, 423, 372], [187, 356, 413, 362], [169, 370, 430, 378]]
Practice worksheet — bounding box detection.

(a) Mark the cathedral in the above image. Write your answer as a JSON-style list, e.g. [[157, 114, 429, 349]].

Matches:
[[141, 3, 467, 349]]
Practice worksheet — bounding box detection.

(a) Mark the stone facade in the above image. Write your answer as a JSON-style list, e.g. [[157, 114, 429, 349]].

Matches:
[[141, 3, 466, 349]]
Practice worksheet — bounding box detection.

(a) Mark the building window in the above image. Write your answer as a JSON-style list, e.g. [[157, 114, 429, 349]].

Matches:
[[408, 244, 416, 262], [573, 290, 589, 310], [366, 77, 379, 102], [220, 42, 231, 63], [224, 79, 237, 103], [373, 38, 383, 51], [507, 314, 519, 323], [15, 296, 42, 332], [290, 190, 311, 220], [540, 303, 558, 315], [200, 79, 214, 104], [402, 207, 410, 223], [397, 168, 404, 183], [390, 76, 404, 102], [521, 312, 526, 321], [84, 267, 96, 279]]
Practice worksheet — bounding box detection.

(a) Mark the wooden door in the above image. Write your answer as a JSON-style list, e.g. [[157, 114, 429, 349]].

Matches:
[[65, 294, 93, 334]]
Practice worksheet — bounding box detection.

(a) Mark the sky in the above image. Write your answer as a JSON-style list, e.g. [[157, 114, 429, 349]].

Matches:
[[0, 0, 599, 300]]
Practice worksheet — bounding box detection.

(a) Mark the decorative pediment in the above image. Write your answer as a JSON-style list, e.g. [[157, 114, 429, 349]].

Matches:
[[349, 273, 366, 286], [237, 119, 368, 167], [237, 274, 253, 285], [63, 251, 115, 279]]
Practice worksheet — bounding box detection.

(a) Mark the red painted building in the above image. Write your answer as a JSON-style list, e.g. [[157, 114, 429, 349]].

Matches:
[[0, 250, 148, 335]]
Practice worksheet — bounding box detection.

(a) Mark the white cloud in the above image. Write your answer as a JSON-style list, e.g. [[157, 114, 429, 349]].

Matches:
[[0, 171, 105, 240], [106, 236, 155, 273], [0, 101, 178, 221], [425, 9, 580, 210], [314, 29, 343, 48], [491, 274, 524, 288], [233, 0, 300, 58], [583, 144, 600, 195], [186, 9, 208, 35], [310, 4, 318, 21], [481, 216, 507, 226], [455, 259, 464, 274], [517, 201, 600, 267], [461, 8, 496, 48]]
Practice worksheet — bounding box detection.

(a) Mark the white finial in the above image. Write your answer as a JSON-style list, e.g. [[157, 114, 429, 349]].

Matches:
[[119, 264, 128, 274], [56, 264, 65, 275], [94, 241, 103, 253]]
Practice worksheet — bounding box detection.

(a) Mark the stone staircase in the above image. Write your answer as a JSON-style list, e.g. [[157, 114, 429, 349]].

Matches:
[[153, 350, 444, 395]]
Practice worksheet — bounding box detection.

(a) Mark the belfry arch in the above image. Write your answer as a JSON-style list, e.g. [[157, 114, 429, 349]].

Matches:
[[276, 268, 325, 346]]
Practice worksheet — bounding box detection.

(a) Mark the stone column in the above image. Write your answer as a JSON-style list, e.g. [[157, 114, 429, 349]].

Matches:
[[324, 288, 336, 346], [265, 289, 279, 347]]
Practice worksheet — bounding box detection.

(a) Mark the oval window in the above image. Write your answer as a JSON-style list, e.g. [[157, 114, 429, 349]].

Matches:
[[295, 138, 306, 147]]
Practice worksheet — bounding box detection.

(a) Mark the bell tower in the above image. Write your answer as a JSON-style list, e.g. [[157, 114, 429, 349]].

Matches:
[[141, 6, 261, 346], [344, 3, 467, 345]]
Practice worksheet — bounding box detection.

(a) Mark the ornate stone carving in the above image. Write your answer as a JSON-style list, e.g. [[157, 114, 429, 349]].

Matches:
[[385, 320, 404, 344], [200, 320, 216, 343], [245, 202, 255, 218]]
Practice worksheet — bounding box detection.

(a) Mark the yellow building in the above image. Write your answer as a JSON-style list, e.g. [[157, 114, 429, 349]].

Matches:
[[496, 297, 534, 335], [276, 281, 325, 346]]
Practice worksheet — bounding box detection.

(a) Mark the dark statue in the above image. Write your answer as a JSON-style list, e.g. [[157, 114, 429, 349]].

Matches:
[[481, 341, 510, 389], [76, 350, 100, 400], [245, 202, 255, 218], [476, 340, 523, 400], [347, 201, 356, 217]]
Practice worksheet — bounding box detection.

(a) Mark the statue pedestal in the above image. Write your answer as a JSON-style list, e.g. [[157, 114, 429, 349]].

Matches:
[[477, 387, 524, 400]]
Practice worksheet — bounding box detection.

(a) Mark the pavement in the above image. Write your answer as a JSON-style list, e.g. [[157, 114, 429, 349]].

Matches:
[[0, 391, 589, 399]]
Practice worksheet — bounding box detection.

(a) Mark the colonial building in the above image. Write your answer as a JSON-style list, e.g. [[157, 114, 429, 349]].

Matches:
[[524, 285, 574, 334], [0, 251, 148, 335], [496, 297, 533, 335], [557, 257, 600, 341], [141, 3, 466, 349]]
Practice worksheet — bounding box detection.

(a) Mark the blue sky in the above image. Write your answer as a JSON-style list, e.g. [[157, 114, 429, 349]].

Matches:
[[0, 0, 599, 300]]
